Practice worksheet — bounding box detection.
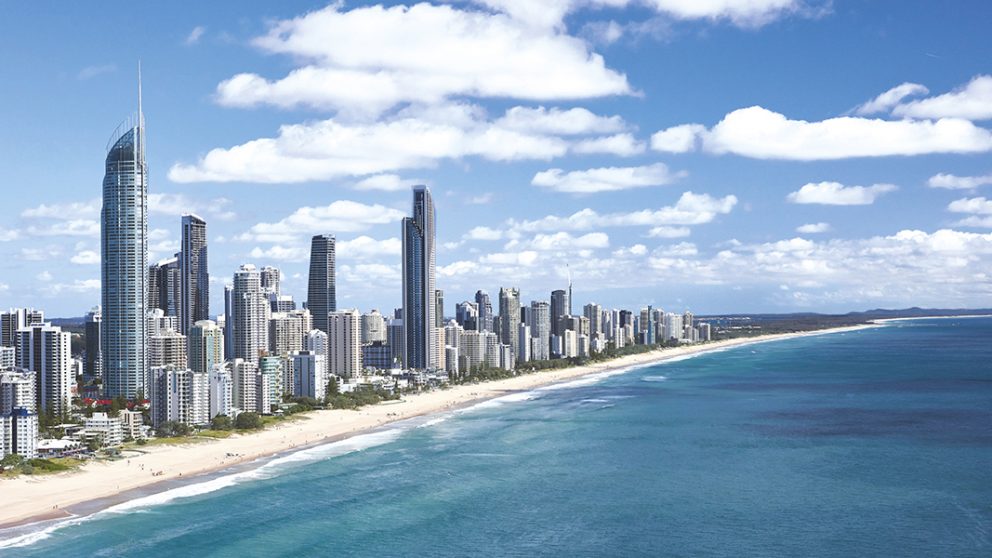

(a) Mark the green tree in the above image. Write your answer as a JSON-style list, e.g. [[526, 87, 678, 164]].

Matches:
[[211, 414, 233, 431], [156, 421, 192, 438], [327, 376, 340, 397], [235, 412, 263, 430]]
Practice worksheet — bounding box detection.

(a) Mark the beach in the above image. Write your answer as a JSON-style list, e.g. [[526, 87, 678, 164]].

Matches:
[[0, 324, 876, 530]]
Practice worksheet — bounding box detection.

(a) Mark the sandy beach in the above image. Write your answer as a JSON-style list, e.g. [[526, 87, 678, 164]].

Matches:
[[0, 324, 877, 530]]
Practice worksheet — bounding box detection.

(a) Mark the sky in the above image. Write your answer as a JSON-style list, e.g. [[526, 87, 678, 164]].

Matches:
[[1, 0, 991, 318]]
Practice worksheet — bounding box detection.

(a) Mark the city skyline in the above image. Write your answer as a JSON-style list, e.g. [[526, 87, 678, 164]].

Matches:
[[1, 1, 991, 318]]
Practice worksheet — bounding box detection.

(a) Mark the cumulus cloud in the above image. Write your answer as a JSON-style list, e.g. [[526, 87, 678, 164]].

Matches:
[[928, 172, 992, 190], [353, 174, 426, 192], [651, 106, 992, 160], [796, 222, 831, 233], [506, 231, 610, 251], [70, 250, 100, 265], [948, 197, 992, 215], [495, 106, 626, 135], [647, 226, 691, 238], [892, 75, 992, 121], [531, 163, 684, 193], [853, 82, 928, 115], [787, 182, 897, 205], [0, 228, 20, 242], [509, 191, 736, 232], [214, 3, 631, 114], [169, 104, 577, 183], [571, 133, 646, 156], [241, 201, 405, 244], [464, 226, 504, 241]]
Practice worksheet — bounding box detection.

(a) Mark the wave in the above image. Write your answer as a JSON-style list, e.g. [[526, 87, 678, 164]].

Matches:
[[0, 427, 407, 550], [641, 375, 668, 382]]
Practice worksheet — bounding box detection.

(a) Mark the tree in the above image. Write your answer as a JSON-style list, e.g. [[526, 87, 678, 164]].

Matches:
[[327, 376, 340, 397], [156, 421, 192, 438], [211, 414, 233, 431], [235, 412, 263, 430], [1, 454, 24, 469]]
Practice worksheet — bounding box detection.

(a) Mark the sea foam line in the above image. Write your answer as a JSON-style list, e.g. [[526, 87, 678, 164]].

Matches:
[[0, 427, 406, 550]]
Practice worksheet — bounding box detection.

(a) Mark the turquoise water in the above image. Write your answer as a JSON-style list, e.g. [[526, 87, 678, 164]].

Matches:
[[2, 318, 990, 556]]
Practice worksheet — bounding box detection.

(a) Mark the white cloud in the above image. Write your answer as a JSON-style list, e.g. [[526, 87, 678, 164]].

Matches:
[[796, 222, 831, 233], [928, 172, 992, 190], [531, 163, 684, 193], [651, 106, 992, 160], [249, 245, 309, 262], [571, 133, 646, 156], [650, 124, 705, 153], [185, 25, 206, 45], [22, 200, 100, 218], [26, 220, 100, 237], [647, 226, 691, 238], [169, 104, 574, 183], [787, 182, 897, 205], [954, 216, 992, 228], [496, 106, 625, 135], [242, 201, 406, 243], [214, 3, 631, 114], [893, 75, 992, 121], [853, 82, 928, 115], [70, 250, 100, 265], [466, 193, 494, 205], [948, 197, 992, 215], [506, 231, 610, 251], [354, 174, 425, 192], [36, 271, 53, 282], [337, 236, 402, 258], [479, 251, 540, 266], [50, 279, 101, 295], [464, 226, 504, 241], [509, 191, 737, 232], [0, 228, 19, 242]]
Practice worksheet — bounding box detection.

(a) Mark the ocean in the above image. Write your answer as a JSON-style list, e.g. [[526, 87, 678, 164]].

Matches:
[[2, 318, 990, 557]]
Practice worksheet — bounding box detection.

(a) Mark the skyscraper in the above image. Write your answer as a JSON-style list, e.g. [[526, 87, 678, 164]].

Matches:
[[401, 186, 436, 370], [84, 307, 101, 379], [188, 320, 224, 375], [149, 256, 180, 316], [529, 301, 551, 361], [102, 70, 148, 399], [232, 265, 270, 362], [15, 323, 72, 416], [499, 287, 521, 359], [550, 289, 570, 339], [435, 289, 445, 328], [180, 214, 209, 336], [475, 290, 493, 332], [328, 309, 362, 379], [307, 235, 336, 334]]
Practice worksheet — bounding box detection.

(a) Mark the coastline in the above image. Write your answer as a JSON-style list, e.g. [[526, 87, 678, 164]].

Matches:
[[0, 323, 878, 532]]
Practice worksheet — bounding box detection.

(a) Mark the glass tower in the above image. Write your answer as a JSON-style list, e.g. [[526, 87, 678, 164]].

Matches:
[[101, 70, 148, 399], [402, 186, 436, 370], [307, 235, 337, 334], [180, 214, 209, 335]]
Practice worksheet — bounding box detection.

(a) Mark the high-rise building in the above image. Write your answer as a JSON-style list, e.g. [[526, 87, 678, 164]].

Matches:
[[550, 289, 570, 339], [401, 186, 436, 369], [455, 301, 478, 331], [180, 214, 209, 335], [435, 289, 444, 328], [474, 291, 493, 332], [529, 301, 551, 361], [328, 309, 361, 379], [584, 303, 603, 337], [209, 363, 233, 420], [102, 73, 148, 399], [149, 256, 181, 316], [387, 318, 405, 366], [259, 266, 281, 296], [15, 323, 72, 416], [1, 369, 36, 415], [269, 310, 311, 356], [256, 356, 283, 413], [148, 329, 188, 370], [189, 320, 224, 375], [360, 310, 386, 344], [1, 309, 44, 348], [307, 235, 336, 334], [223, 284, 234, 359], [84, 307, 102, 379], [232, 265, 270, 362], [231, 359, 257, 413], [147, 308, 179, 337], [149, 366, 209, 428], [499, 287, 521, 359], [292, 351, 327, 400]]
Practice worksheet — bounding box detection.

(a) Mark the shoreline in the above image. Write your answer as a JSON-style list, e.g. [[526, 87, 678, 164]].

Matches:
[[0, 323, 879, 533]]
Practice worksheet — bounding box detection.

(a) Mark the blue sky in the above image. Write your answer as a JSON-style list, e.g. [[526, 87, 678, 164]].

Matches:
[[1, 0, 991, 318]]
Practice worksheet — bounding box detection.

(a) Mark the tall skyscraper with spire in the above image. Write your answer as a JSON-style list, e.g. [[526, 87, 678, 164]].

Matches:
[[307, 235, 336, 334], [101, 66, 148, 399], [402, 185, 436, 369], [180, 214, 209, 336]]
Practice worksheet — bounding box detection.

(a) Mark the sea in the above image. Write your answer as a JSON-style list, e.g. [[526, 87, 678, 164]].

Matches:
[[1, 317, 990, 557]]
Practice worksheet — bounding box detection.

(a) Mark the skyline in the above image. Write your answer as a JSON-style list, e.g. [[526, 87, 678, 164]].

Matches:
[[1, 1, 992, 317]]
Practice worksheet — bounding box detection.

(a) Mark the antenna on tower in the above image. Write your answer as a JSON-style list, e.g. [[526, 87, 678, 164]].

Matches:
[[137, 60, 143, 127], [567, 264, 573, 316]]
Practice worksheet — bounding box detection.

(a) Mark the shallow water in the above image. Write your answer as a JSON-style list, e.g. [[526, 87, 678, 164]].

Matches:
[[2, 318, 990, 557]]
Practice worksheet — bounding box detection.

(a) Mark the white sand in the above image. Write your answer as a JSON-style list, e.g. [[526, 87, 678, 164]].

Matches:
[[0, 324, 877, 529]]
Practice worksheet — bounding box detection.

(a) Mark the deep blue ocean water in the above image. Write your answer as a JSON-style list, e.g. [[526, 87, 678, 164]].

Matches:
[[2, 318, 990, 557]]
